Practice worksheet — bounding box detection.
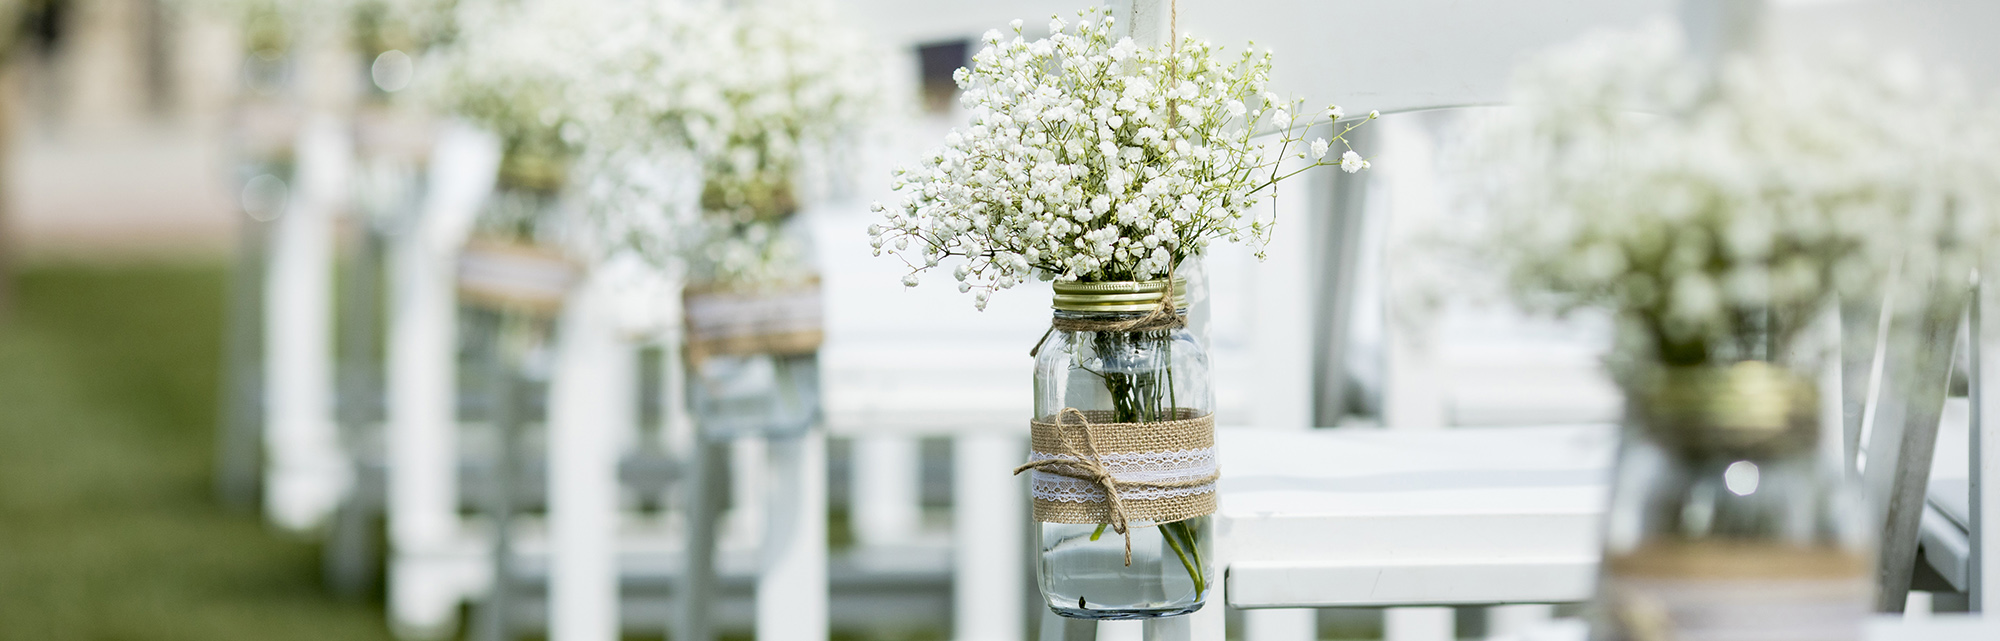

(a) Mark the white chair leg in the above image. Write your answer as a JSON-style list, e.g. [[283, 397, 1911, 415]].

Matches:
[[265, 115, 352, 531], [1243, 609, 1315, 641], [756, 429, 828, 641], [1040, 609, 1097, 641], [1905, 591, 1934, 619], [853, 435, 923, 546], [729, 437, 769, 546], [1486, 604, 1553, 637], [953, 434, 1025, 641], [1384, 607, 1454, 641], [1098, 620, 1144, 641], [546, 278, 629, 641], [1143, 615, 1193, 641]]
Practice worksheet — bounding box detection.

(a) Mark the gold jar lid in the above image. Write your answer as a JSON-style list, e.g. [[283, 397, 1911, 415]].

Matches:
[[1633, 361, 1819, 455], [1052, 278, 1188, 313]]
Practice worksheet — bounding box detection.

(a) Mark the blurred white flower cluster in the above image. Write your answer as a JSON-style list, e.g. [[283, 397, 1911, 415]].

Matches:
[[347, 0, 460, 54], [870, 7, 1370, 309], [1463, 24, 2000, 367], [425, 0, 601, 192], [182, 0, 455, 57], [577, 0, 882, 289]]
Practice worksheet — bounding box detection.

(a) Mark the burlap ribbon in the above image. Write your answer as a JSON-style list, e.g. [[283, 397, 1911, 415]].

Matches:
[[1014, 408, 1219, 565], [682, 278, 825, 364], [457, 239, 582, 317]]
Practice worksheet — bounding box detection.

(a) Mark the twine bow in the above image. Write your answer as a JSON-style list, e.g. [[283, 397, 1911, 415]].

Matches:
[[1013, 408, 1219, 566]]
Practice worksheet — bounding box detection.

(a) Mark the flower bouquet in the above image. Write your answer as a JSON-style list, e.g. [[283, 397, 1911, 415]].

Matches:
[[576, 0, 880, 437], [872, 6, 1370, 619], [1459, 24, 2000, 640], [427, 0, 596, 318]]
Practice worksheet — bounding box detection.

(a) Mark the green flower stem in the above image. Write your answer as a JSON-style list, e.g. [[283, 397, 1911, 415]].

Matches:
[[1160, 520, 1205, 598]]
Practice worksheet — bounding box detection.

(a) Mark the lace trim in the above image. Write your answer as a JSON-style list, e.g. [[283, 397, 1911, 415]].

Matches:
[[1026, 448, 1218, 504]]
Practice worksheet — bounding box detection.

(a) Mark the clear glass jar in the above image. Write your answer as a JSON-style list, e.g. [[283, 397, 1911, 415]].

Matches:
[[1031, 279, 1215, 619], [1592, 362, 1872, 641]]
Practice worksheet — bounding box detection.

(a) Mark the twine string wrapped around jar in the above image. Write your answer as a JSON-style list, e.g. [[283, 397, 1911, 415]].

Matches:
[[1014, 408, 1220, 566]]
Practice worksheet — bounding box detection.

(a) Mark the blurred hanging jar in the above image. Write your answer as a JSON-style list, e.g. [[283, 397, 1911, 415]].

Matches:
[[428, 0, 592, 321], [1593, 361, 1871, 641], [455, 149, 579, 319], [1025, 278, 1217, 619], [679, 202, 824, 440], [547, 0, 888, 438], [1437, 24, 2000, 641]]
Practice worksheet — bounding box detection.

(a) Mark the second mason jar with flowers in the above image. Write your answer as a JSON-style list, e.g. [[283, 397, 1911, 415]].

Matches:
[[1024, 278, 1214, 618], [868, 5, 1372, 622]]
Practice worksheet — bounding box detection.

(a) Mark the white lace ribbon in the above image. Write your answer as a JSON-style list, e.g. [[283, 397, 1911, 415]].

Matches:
[[1028, 447, 1218, 504]]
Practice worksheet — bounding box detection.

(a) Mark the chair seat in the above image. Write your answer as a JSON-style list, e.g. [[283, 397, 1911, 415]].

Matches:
[[1216, 424, 1615, 608]]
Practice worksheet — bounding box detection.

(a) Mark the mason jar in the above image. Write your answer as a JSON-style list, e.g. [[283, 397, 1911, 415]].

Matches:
[[1593, 361, 1872, 641], [1030, 278, 1216, 619]]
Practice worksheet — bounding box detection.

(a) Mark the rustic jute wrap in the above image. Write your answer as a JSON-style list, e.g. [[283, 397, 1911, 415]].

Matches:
[[456, 239, 582, 317], [682, 277, 825, 364], [1016, 408, 1219, 564]]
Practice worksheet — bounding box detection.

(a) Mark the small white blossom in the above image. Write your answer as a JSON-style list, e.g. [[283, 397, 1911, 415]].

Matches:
[[1340, 150, 1370, 173], [1311, 138, 1330, 160]]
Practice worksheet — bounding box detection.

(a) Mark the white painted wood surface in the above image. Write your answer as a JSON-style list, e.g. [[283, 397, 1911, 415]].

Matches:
[[953, 434, 1026, 641], [264, 114, 354, 532], [1385, 608, 1455, 641], [1511, 615, 2000, 641], [758, 430, 829, 641], [546, 272, 633, 641], [386, 123, 498, 639], [1217, 425, 1614, 608], [852, 436, 923, 546], [1975, 276, 1999, 613]]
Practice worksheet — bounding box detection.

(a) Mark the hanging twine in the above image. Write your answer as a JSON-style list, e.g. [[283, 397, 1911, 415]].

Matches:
[[1014, 408, 1219, 566]]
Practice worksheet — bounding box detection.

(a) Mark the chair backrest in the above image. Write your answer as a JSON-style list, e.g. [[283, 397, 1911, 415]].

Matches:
[[1851, 274, 1972, 611], [1770, 0, 2000, 615]]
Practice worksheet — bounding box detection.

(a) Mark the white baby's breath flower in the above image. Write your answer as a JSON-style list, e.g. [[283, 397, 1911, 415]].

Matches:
[[872, 6, 1368, 305], [574, 0, 883, 287], [1456, 22, 2000, 367], [1340, 150, 1369, 173]]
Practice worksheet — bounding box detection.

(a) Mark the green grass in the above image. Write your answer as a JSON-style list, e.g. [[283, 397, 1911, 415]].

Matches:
[[0, 262, 397, 641]]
